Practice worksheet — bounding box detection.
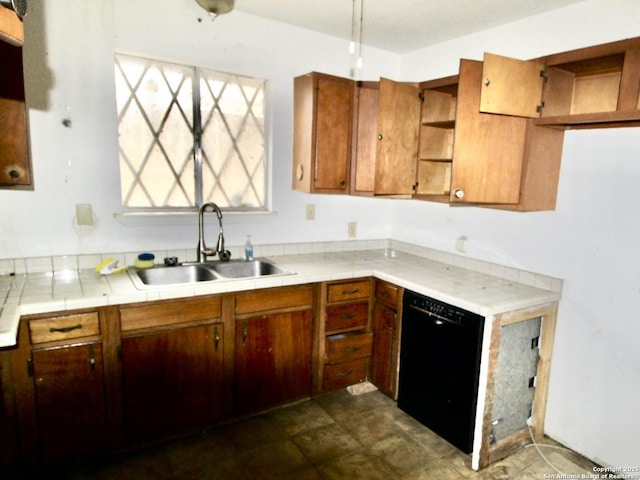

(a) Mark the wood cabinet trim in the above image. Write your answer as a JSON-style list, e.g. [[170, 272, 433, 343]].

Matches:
[[477, 301, 559, 469], [235, 285, 314, 315], [120, 296, 222, 332]]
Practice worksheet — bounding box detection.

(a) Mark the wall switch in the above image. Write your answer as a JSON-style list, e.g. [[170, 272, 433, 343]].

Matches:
[[348, 222, 357, 238], [76, 203, 94, 226], [306, 204, 315, 220]]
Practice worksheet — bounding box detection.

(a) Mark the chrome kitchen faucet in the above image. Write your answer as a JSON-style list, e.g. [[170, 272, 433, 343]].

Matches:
[[197, 202, 231, 262]]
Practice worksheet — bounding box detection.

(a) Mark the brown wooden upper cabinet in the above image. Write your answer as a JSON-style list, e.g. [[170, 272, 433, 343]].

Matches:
[[293, 72, 354, 194], [371, 78, 421, 196], [293, 72, 421, 197], [351, 78, 422, 197], [418, 59, 565, 210], [479, 37, 640, 128], [1, 9, 31, 189], [292, 37, 640, 211]]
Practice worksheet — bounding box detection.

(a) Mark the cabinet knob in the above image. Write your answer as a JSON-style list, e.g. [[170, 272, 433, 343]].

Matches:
[[484, 77, 491, 86], [377, 134, 383, 140], [9, 169, 20, 179], [454, 189, 465, 199], [339, 179, 346, 186]]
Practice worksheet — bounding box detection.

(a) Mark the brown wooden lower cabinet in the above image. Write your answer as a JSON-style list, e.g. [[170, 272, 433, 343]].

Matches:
[[5, 278, 558, 474], [31, 342, 108, 462], [121, 323, 226, 442], [370, 280, 402, 399], [0, 350, 20, 467], [235, 310, 313, 415], [371, 302, 398, 397]]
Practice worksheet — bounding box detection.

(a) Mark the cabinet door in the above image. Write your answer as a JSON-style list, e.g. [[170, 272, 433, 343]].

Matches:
[[292, 73, 353, 193], [374, 78, 421, 195], [371, 302, 397, 398], [451, 60, 527, 204], [314, 76, 352, 191], [0, 351, 19, 466], [32, 342, 107, 462], [479, 53, 545, 118], [0, 41, 31, 186], [235, 311, 312, 415], [121, 323, 226, 442], [0, 8, 24, 45], [351, 81, 379, 195]]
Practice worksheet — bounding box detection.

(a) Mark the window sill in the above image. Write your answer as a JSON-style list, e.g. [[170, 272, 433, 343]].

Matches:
[[113, 209, 277, 226]]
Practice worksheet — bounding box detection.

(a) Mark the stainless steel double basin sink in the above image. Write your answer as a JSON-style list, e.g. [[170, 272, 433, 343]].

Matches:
[[128, 259, 294, 289]]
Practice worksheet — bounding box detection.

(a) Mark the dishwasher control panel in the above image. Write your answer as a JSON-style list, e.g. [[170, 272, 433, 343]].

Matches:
[[405, 293, 482, 325]]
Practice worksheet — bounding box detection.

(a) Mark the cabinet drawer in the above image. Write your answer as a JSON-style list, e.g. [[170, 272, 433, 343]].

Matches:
[[323, 358, 368, 391], [29, 312, 100, 344], [327, 280, 371, 303], [235, 286, 313, 315], [325, 301, 368, 331], [325, 332, 373, 364], [375, 281, 400, 307], [120, 297, 221, 332]]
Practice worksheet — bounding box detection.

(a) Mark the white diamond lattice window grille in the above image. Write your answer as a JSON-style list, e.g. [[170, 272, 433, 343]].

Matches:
[[114, 54, 267, 211]]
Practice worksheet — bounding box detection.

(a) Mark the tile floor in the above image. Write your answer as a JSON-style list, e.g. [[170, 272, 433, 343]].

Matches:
[[12, 389, 598, 480]]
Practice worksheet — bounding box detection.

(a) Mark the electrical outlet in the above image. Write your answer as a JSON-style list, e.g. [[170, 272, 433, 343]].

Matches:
[[76, 204, 94, 226], [348, 222, 357, 238], [306, 204, 315, 220], [455, 235, 468, 253]]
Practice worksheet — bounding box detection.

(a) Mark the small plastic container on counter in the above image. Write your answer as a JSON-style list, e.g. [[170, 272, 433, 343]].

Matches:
[[134, 253, 155, 269]]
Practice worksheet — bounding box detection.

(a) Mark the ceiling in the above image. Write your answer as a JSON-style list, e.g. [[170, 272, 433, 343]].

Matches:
[[232, 0, 587, 53]]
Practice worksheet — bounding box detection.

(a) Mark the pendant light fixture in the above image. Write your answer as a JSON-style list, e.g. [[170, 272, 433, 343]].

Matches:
[[196, 0, 234, 19], [348, 0, 364, 78]]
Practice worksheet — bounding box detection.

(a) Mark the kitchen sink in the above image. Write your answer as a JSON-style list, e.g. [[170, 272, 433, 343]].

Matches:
[[206, 259, 294, 279], [129, 264, 218, 288], [128, 259, 294, 289]]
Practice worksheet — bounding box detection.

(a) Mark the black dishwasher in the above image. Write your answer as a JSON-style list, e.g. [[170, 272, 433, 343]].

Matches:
[[397, 290, 484, 454]]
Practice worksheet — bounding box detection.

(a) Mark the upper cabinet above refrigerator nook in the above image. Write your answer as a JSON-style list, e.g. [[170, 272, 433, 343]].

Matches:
[[480, 37, 640, 128]]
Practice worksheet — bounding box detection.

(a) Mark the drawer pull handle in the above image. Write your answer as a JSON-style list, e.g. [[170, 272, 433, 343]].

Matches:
[[345, 346, 361, 353], [337, 369, 354, 377], [340, 313, 355, 320], [342, 289, 360, 295], [49, 324, 82, 334]]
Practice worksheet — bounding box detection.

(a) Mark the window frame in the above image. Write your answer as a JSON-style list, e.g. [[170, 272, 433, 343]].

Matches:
[[113, 52, 272, 215]]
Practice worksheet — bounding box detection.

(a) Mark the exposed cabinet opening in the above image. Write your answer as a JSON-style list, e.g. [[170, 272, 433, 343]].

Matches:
[[542, 53, 626, 117], [480, 38, 640, 128], [416, 83, 457, 200]]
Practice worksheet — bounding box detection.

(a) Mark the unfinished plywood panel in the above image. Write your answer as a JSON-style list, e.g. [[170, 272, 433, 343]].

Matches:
[[491, 317, 541, 443]]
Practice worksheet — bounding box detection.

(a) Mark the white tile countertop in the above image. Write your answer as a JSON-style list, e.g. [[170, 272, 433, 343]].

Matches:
[[0, 243, 562, 348]]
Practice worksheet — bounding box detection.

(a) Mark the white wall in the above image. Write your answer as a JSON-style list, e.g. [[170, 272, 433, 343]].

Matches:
[[2, 0, 639, 469], [1, 0, 399, 259], [397, 0, 640, 468]]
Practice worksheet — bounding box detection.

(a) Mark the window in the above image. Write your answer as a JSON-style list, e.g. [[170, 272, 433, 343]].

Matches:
[[114, 54, 267, 211]]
